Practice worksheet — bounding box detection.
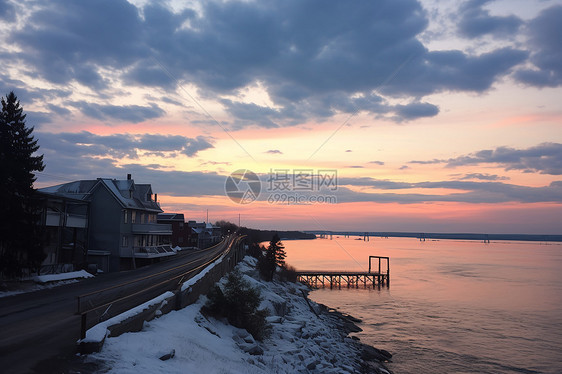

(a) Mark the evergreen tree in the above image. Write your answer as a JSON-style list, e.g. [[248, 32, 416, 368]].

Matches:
[[0, 91, 45, 277], [259, 234, 286, 281]]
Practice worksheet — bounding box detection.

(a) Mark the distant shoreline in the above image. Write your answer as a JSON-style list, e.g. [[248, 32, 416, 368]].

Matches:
[[303, 231, 562, 242]]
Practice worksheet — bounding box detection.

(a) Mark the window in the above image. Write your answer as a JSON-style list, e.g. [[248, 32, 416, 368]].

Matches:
[[131, 211, 136, 223], [121, 235, 128, 247], [140, 213, 145, 223], [123, 210, 128, 223]]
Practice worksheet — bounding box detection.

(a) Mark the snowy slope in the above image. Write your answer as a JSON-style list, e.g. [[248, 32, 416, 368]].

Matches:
[[88, 257, 390, 373]]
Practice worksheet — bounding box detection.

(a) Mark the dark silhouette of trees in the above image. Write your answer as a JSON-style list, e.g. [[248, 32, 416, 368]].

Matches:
[[203, 270, 270, 341], [214, 220, 238, 236], [0, 91, 45, 278], [259, 234, 286, 281]]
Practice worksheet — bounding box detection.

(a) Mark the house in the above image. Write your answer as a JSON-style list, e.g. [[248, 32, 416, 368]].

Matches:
[[37, 191, 89, 273], [187, 221, 221, 248], [157, 213, 190, 247], [39, 175, 173, 272]]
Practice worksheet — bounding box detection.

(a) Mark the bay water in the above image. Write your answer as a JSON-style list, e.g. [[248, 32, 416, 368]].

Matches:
[[283, 237, 562, 373]]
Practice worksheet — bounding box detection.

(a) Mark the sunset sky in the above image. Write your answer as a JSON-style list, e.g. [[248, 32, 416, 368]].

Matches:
[[1, 0, 561, 234]]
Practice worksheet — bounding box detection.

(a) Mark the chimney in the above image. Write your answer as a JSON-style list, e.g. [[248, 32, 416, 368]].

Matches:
[[127, 174, 131, 180], [154, 193, 158, 202]]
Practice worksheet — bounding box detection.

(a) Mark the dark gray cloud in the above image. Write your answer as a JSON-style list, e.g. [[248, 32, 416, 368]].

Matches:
[[335, 177, 562, 204], [457, 0, 523, 38], [182, 136, 215, 157], [0, 74, 72, 106], [9, 0, 145, 88], [37, 160, 227, 198], [46, 104, 71, 116], [69, 101, 165, 123], [0, 0, 15, 21], [409, 143, 562, 175], [514, 5, 562, 87], [368, 161, 385, 165], [35, 158, 562, 205], [458, 173, 509, 181], [25, 111, 52, 127], [265, 150, 283, 155], [445, 143, 562, 175], [390, 48, 527, 96], [409, 158, 443, 165], [37, 131, 214, 159], [123, 60, 178, 90], [394, 102, 439, 121], [221, 99, 282, 128], [3, 0, 532, 127], [119, 164, 227, 197]]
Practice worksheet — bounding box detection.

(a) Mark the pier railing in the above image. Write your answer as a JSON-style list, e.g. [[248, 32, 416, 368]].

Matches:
[[368, 255, 389, 276]]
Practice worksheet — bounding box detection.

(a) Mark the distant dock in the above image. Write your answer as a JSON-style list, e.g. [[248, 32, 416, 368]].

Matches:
[[296, 256, 389, 289], [305, 231, 562, 243]]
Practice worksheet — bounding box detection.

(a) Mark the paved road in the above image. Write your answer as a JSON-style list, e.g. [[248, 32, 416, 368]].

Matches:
[[0, 238, 232, 373]]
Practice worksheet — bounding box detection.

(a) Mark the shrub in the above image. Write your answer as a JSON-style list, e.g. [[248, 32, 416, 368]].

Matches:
[[203, 270, 271, 341], [246, 242, 263, 259], [279, 264, 298, 283]]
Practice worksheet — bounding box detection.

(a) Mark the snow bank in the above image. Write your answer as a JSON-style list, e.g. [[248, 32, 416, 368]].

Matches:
[[88, 256, 390, 373], [33, 269, 93, 283], [180, 251, 226, 292], [80, 291, 175, 344]]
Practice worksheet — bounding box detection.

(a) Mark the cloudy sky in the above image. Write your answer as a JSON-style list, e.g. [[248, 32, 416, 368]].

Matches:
[[2, 0, 561, 234]]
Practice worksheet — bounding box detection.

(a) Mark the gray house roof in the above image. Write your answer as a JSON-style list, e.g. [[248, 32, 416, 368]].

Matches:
[[39, 178, 163, 213], [157, 213, 185, 222]]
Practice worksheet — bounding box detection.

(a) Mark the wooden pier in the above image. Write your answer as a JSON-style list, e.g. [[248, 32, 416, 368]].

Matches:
[[296, 256, 390, 289]]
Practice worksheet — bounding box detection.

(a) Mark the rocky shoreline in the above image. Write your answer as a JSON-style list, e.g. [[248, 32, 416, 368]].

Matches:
[[316, 303, 394, 374], [89, 256, 395, 373]]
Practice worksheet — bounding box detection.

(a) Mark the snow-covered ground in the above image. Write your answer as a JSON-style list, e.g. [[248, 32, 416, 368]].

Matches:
[[0, 270, 94, 298], [33, 269, 93, 283], [86, 257, 392, 373]]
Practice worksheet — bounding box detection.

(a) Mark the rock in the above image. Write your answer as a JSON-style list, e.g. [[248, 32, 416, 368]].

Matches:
[[340, 313, 362, 323], [271, 300, 288, 316], [239, 342, 263, 355], [266, 315, 283, 324], [204, 326, 220, 338], [361, 344, 388, 361], [159, 349, 175, 361], [380, 349, 392, 360], [343, 320, 363, 333], [232, 334, 243, 344], [305, 358, 319, 370], [363, 360, 393, 374], [246, 344, 264, 356]]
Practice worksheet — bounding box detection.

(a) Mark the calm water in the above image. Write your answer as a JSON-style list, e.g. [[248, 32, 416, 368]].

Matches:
[[283, 237, 562, 374]]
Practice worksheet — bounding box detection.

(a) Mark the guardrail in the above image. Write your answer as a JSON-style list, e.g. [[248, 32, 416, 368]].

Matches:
[[77, 235, 246, 342]]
